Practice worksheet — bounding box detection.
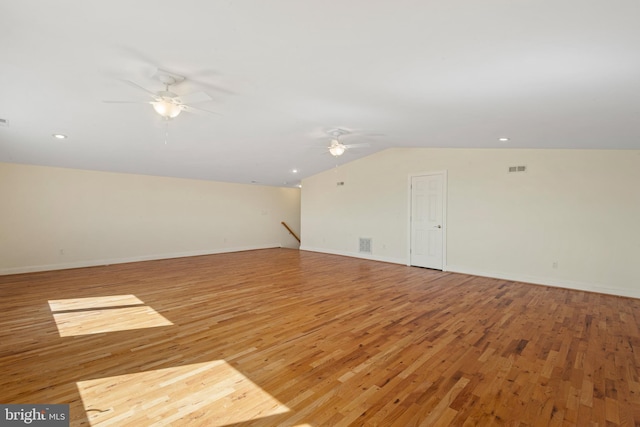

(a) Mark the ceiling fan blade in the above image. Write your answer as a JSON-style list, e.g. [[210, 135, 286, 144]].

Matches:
[[344, 129, 386, 138], [103, 100, 154, 104], [186, 68, 238, 95], [120, 79, 158, 98], [175, 91, 212, 105], [198, 82, 236, 96], [344, 142, 371, 149], [181, 105, 221, 115]]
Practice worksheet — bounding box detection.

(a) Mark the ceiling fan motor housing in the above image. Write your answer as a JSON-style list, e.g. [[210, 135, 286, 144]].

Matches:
[[154, 69, 185, 86]]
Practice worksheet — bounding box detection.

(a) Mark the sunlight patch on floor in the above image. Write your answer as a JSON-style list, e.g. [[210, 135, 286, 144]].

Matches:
[[76, 360, 291, 426], [48, 295, 172, 337], [48, 294, 145, 311]]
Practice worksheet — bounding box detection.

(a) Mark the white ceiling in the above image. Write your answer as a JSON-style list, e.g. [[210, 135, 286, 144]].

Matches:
[[1, 1, 639, 187]]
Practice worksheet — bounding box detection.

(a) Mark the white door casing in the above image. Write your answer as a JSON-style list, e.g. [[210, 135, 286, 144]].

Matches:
[[409, 172, 446, 269]]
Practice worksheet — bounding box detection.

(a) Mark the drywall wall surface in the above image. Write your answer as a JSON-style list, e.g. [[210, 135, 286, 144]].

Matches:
[[301, 148, 640, 298], [0, 163, 300, 274]]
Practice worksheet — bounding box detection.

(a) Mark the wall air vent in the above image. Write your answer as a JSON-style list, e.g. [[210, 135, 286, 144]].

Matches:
[[359, 238, 372, 254], [508, 165, 527, 173], [0, 118, 8, 127]]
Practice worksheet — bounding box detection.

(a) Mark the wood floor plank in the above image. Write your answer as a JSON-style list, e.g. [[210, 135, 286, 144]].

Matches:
[[1, 248, 640, 426]]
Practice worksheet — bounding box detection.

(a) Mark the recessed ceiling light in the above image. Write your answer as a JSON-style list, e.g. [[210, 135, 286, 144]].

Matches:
[[52, 134, 67, 139], [292, 169, 298, 173], [498, 137, 509, 142]]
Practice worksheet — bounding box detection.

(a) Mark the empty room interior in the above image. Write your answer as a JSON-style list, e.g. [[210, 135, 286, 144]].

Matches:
[[1, 2, 639, 426]]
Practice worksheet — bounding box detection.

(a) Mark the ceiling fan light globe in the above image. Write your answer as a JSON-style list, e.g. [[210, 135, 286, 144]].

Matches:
[[329, 144, 346, 157], [152, 100, 182, 118]]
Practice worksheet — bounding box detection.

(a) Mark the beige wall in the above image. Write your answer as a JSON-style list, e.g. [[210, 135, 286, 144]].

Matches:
[[1, 163, 301, 274], [301, 148, 640, 298]]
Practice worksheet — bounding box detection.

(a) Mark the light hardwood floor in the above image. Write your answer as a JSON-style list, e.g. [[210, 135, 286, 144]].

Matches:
[[1, 248, 639, 426]]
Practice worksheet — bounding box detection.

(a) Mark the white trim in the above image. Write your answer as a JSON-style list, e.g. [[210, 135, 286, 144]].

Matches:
[[9, 245, 635, 300], [302, 250, 639, 299], [408, 170, 448, 269], [0, 244, 281, 275], [446, 264, 640, 300], [300, 246, 406, 265]]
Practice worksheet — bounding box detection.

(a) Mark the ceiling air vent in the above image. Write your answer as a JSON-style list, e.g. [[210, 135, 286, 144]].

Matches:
[[508, 165, 527, 173], [0, 118, 8, 127], [359, 238, 372, 254]]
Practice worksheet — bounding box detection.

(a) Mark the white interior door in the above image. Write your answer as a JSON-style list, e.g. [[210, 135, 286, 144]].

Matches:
[[410, 172, 445, 269]]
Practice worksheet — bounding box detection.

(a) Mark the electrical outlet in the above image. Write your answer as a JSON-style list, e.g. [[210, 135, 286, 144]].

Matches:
[[552, 261, 558, 269]]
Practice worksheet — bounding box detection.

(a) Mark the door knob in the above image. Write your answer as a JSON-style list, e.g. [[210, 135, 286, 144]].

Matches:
[[435, 225, 442, 228]]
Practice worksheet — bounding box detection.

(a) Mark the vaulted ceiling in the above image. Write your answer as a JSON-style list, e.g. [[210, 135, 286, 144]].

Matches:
[[1, 1, 639, 187]]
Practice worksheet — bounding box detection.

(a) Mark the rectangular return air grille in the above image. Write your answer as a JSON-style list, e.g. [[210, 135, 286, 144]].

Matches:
[[508, 165, 527, 173], [359, 238, 372, 254]]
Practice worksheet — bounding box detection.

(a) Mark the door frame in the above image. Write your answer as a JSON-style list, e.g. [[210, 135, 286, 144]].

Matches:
[[407, 171, 448, 269]]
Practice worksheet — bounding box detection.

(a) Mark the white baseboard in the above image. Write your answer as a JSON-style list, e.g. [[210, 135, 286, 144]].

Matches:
[[0, 244, 281, 275], [445, 264, 640, 300], [6, 246, 637, 300], [299, 246, 406, 265], [300, 248, 639, 299]]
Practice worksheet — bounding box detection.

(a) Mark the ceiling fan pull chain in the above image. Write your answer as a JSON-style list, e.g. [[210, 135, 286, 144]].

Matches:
[[164, 119, 169, 145]]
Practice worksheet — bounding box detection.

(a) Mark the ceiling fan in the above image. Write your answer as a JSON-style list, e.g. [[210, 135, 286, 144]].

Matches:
[[104, 69, 219, 119], [325, 129, 370, 157]]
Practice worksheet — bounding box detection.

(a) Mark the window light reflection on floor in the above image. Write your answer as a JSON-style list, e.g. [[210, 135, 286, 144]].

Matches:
[[48, 295, 172, 337], [76, 360, 291, 426]]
